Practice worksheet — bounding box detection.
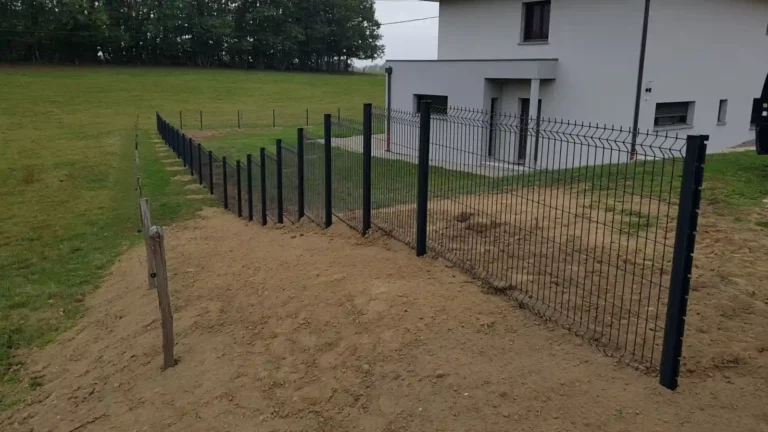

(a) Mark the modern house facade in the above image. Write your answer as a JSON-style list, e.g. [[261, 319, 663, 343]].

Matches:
[[384, 0, 768, 162]]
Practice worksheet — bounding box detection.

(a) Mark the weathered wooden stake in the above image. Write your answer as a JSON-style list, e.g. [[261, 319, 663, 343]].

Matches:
[[147, 225, 176, 371], [139, 198, 155, 289]]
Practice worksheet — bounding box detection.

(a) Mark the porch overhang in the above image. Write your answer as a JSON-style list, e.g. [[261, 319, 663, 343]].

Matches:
[[384, 58, 558, 80]]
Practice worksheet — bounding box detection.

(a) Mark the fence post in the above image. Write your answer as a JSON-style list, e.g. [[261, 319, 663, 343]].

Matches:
[[415, 100, 432, 256], [237, 110, 241, 129], [259, 148, 268, 226], [179, 110, 183, 130], [385, 66, 393, 152], [659, 134, 708, 391], [147, 226, 176, 371], [236, 160, 242, 218], [306, 108, 309, 126], [208, 150, 214, 195], [222, 156, 228, 209], [297, 128, 305, 220], [324, 114, 333, 228], [276, 139, 284, 224], [362, 103, 372, 235], [272, 109, 276, 128], [337, 107, 340, 122], [197, 142, 203, 185], [246, 154, 254, 222]]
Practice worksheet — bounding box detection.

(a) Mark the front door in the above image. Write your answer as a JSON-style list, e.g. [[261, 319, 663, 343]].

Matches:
[[488, 97, 499, 157]]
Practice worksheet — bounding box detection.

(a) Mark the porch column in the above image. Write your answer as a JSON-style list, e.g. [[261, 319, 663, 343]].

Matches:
[[529, 79, 541, 165], [529, 79, 540, 117]]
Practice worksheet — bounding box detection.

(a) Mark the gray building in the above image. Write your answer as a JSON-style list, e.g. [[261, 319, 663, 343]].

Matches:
[[385, 0, 768, 163]]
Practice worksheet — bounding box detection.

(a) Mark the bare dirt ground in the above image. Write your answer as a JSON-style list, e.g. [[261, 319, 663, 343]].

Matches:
[[3, 207, 768, 431]]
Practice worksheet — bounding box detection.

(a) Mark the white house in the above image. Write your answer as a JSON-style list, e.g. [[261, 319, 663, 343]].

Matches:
[[384, 0, 768, 161]]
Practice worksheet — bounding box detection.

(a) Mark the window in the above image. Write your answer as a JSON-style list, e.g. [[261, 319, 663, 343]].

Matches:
[[522, 1, 551, 42], [654, 101, 694, 129], [751, 98, 763, 127], [414, 94, 448, 114], [717, 99, 728, 125]]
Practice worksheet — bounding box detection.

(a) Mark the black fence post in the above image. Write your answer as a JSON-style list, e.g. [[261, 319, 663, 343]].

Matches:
[[197, 142, 203, 185], [208, 150, 214, 195], [179, 110, 183, 130], [415, 100, 432, 257], [246, 154, 254, 222], [323, 114, 333, 229], [306, 108, 309, 126], [385, 66, 393, 152], [200, 110, 203, 130], [222, 156, 228, 209], [362, 103, 372, 235], [297, 128, 305, 220], [659, 134, 708, 391], [236, 160, 242, 218], [275, 139, 284, 224], [259, 148, 268, 226], [272, 109, 276, 128], [237, 110, 241, 129], [337, 107, 340, 122]]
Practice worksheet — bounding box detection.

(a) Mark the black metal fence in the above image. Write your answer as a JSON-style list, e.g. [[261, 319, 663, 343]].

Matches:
[[156, 103, 707, 390]]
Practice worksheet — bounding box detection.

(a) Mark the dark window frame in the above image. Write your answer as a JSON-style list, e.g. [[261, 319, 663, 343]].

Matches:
[[654, 101, 694, 128], [522, 1, 551, 42], [414, 94, 448, 114], [717, 99, 728, 125]]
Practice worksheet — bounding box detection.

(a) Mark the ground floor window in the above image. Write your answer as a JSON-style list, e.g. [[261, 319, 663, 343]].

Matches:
[[414, 94, 448, 114], [654, 101, 694, 129]]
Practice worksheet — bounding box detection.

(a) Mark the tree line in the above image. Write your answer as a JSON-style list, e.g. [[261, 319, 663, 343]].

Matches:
[[0, 0, 383, 71]]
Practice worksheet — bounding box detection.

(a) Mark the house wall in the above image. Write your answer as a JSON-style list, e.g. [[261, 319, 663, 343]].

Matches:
[[437, 0, 645, 127], [641, 0, 768, 151]]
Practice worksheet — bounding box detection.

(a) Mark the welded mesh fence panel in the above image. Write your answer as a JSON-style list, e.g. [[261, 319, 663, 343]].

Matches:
[[370, 106, 420, 246], [264, 153, 280, 222], [239, 162, 249, 220], [303, 132, 325, 226], [172, 109, 335, 130], [250, 160, 263, 223], [329, 117, 365, 231], [281, 145, 299, 223], [420, 105, 686, 372], [200, 144, 211, 189], [211, 153, 224, 204], [225, 160, 238, 215], [190, 139, 199, 177]]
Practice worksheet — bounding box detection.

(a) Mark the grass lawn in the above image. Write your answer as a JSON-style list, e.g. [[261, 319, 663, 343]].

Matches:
[[0, 66, 383, 409]]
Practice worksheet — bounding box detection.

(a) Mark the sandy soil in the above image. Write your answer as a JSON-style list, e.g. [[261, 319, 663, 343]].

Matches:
[[2, 206, 767, 431]]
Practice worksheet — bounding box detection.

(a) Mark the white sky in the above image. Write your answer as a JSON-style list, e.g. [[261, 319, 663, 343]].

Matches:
[[357, 0, 439, 65]]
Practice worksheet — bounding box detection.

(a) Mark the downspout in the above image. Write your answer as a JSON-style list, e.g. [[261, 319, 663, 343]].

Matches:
[[631, 0, 651, 159]]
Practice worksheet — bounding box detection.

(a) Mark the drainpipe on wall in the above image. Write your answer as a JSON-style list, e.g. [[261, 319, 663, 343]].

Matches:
[[631, 0, 651, 159], [385, 66, 393, 152]]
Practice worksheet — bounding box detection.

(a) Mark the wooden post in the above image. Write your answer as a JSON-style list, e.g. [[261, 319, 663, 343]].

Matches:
[[147, 225, 176, 371], [139, 198, 155, 289]]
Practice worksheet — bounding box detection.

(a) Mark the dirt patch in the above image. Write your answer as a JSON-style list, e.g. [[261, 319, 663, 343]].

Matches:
[[185, 128, 247, 141], [185, 194, 210, 200], [171, 175, 194, 182], [166, 166, 186, 171], [2, 208, 767, 431], [184, 184, 205, 191], [372, 187, 677, 368]]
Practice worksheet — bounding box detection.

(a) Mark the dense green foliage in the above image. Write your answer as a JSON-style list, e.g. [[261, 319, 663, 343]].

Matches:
[[0, 0, 383, 70]]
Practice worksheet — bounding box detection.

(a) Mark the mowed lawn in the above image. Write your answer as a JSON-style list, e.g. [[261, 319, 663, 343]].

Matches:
[[0, 66, 383, 408]]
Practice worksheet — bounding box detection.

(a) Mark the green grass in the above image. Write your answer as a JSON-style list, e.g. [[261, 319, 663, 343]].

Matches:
[[0, 66, 383, 409]]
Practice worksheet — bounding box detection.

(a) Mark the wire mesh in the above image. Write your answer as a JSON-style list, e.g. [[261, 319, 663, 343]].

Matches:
[[281, 144, 299, 223], [225, 159, 238, 215], [211, 153, 225, 204], [238, 161, 249, 220], [303, 132, 326, 227], [329, 117, 365, 232], [264, 152, 280, 223], [250, 158, 263, 223], [200, 143, 211, 190], [370, 106, 420, 246], [189, 138, 199, 178], [415, 104, 687, 371]]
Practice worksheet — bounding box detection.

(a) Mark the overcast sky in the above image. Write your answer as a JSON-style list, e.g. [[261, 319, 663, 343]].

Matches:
[[357, 0, 439, 65]]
